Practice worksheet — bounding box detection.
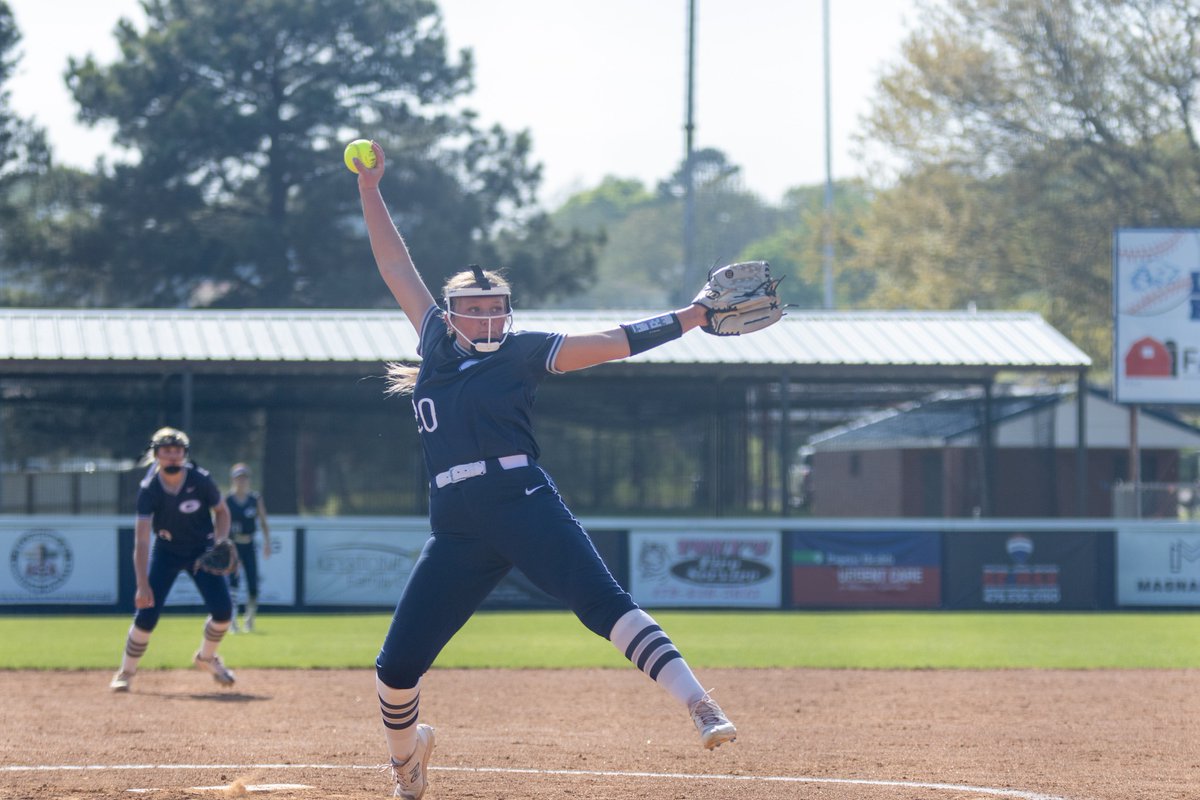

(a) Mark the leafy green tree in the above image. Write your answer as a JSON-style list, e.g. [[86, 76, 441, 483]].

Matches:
[[743, 182, 875, 310], [1, 165, 105, 306], [553, 177, 655, 236], [0, 0, 62, 306], [58, 0, 591, 308], [0, 0, 18, 173], [858, 0, 1200, 367], [551, 150, 790, 309]]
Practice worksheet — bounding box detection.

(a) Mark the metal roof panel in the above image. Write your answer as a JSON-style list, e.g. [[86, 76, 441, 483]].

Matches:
[[79, 317, 110, 359], [263, 317, 305, 360], [0, 308, 1093, 371], [8, 316, 33, 359], [148, 318, 186, 360], [219, 315, 256, 360], [56, 316, 86, 359]]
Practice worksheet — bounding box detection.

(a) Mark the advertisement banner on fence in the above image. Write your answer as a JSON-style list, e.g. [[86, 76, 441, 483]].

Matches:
[[0, 526, 117, 604], [943, 531, 1099, 609], [629, 530, 781, 608], [304, 528, 428, 606], [789, 531, 941, 608], [165, 529, 296, 607], [1117, 527, 1200, 606]]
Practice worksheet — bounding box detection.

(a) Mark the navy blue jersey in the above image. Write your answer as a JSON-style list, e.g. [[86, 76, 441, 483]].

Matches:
[[136, 465, 222, 556], [411, 306, 565, 476], [225, 491, 260, 543]]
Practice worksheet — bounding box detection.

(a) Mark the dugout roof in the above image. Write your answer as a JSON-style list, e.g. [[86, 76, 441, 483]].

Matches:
[[808, 387, 1200, 451], [0, 308, 1091, 380]]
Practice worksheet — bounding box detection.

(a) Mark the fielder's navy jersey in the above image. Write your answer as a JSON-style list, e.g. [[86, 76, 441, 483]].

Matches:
[[136, 465, 222, 556], [411, 305, 565, 476], [225, 491, 260, 543]]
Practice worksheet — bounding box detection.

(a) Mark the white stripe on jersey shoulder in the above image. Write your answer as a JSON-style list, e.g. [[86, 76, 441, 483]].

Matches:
[[416, 305, 440, 357], [545, 333, 567, 374]]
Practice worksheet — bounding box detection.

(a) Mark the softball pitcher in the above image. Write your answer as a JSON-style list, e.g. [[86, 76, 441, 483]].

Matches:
[[354, 142, 780, 799]]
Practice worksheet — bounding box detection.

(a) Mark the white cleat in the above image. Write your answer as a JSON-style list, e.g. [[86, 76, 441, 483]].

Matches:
[[109, 671, 132, 692], [193, 652, 236, 687], [389, 723, 435, 799], [690, 693, 737, 750]]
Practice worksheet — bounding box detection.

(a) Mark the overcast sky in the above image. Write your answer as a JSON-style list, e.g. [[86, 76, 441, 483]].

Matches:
[[5, 0, 921, 205]]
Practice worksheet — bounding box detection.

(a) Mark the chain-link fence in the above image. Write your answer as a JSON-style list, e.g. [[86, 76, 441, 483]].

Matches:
[[1111, 481, 1200, 520], [8, 370, 1191, 520], [0, 464, 137, 515]]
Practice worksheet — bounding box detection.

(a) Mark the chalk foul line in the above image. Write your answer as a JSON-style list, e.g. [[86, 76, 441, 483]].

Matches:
[[0, 763, 1068, 800]]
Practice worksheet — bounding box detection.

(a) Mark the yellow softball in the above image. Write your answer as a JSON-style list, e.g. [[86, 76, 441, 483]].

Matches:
[[343, 139, 376, 173]]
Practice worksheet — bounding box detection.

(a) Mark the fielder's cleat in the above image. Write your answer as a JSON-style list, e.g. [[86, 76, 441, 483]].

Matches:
[[109, 671, 132, 692], [690, 693, 737, 750], [389, 723, 435, 799], [229, 618, 241, 634], [193, 652, 236, 687]]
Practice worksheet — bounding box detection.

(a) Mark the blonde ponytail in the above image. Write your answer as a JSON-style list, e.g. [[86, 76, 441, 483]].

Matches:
[[385, 363, 420, 395]]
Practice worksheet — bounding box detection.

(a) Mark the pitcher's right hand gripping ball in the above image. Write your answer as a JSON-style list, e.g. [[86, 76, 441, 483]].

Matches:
[[194, 539, 238, 576], [693, 260, 786, 335]]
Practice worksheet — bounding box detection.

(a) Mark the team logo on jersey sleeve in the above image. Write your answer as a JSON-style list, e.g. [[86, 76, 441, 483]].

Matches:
[[179, 499, 203, 513]]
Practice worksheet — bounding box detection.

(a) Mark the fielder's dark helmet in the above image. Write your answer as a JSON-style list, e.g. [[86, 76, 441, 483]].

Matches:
[[149, 427, 190, 453]]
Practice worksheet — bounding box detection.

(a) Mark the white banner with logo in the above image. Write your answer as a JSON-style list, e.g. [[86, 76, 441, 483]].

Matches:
[[165, 528, 297, 607], [1117, 526, 1200, 606], [0, 526, 118, 604], [629, 530, 781, 608], [304, 526, 430, 606]]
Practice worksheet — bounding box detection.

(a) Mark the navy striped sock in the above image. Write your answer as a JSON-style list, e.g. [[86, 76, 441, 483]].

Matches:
[[623, 623, 685, 680], [198, 617, 230, 659], [609, 609, 706, 706], [119, 625, 151, 675], [377, 676, 421, 763]]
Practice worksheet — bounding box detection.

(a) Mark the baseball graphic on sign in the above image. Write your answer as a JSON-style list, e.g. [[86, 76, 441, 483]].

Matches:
[[1118, 230, 1199, 316]]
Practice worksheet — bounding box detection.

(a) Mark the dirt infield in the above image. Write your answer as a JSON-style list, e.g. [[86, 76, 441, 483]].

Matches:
[[0, 667, 1195, 799]]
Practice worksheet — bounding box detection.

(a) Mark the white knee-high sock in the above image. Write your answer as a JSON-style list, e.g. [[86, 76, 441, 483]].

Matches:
[[199, 616, 231, 659], [609, 609, 706, 707], [377, 676, 421, 763], [120, 625, 152, 675]]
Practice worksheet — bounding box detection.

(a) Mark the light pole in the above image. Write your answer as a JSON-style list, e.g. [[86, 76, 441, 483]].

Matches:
[[683, 0, 697, 303], [822, 0, 835, 309]]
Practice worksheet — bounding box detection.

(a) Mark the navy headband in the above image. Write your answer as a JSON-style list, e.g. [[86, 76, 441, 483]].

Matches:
[[469, 265, 492, 290]]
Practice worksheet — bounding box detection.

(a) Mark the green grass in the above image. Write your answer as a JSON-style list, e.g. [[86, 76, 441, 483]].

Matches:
[[4, 610, 1200, 670]]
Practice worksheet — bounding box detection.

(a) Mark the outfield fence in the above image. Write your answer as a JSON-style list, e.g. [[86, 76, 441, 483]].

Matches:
[[2, 515, 1199, 613]]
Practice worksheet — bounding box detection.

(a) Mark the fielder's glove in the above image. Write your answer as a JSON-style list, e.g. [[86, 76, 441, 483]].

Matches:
[[194, 539, 239, 576], [692, 260, 786, 336]]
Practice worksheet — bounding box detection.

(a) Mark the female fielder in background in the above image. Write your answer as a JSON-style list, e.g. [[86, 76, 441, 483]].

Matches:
[[225, 463, 272, 633], [109, 427, 237, 691], [355, 142, 736, 800]]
